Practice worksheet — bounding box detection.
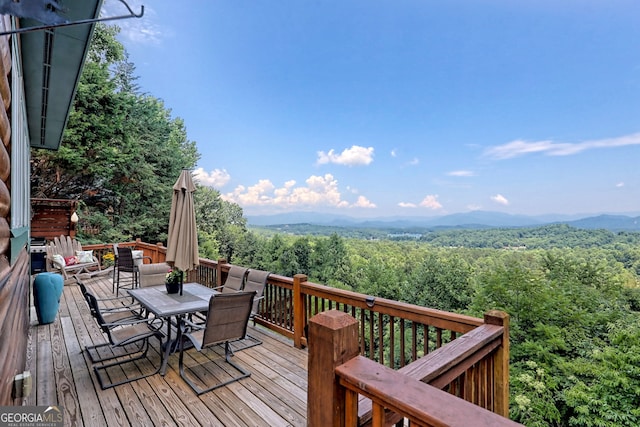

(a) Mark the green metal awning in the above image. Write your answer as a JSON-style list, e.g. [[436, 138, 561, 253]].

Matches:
[[20, 0, 103, 150]]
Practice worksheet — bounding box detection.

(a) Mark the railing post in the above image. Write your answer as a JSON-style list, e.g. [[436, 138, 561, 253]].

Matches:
[[216, 258, 227, 287], [293, 273, 307, 349], [484, 310, 510, 417], [308, 310, 360, 427], [155, 242, 164, 263]]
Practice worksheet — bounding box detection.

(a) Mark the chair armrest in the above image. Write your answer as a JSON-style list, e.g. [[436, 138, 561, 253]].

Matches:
[[104, 316, 164, 329], [181, 318, 205, 333], [101, 303, 143, 313]]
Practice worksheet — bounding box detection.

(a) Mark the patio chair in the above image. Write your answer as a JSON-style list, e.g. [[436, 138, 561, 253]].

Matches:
[[84, 289, 165, 389], [232, 269, 270, 350], [114, 246, 138, 296], [178, 291, 255, 395], [138, 262, 171, 288], [192, 265, 249, 323], [77, 275, 144, 323], [214, 265, 248, 293]]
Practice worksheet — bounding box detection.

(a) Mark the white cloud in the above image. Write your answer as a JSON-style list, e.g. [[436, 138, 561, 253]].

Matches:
[[222, 174, 373, 209], [484, 132, 640, 160], [102, 0, 165, 45], [390, 149, 398, 157], [491, 194, 509, 206], [398, 202, 417, 208], [352, 196, 376, 208], [419, 195, 443, 210], [407, 157, 420, 166], [447, 170, 475, 177], [317, 145, 374, 166], [399, 195, 443, 210], [616, 182, 625, 188], [193, 167, 231, 188]]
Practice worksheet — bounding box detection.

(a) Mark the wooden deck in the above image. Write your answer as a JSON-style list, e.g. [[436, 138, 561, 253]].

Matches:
[[24, 273, 308, 426]]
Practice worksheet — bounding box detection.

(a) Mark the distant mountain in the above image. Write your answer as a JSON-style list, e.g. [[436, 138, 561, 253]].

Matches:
[[564, 214, 640, 232], [246, 212, 357, 226], [246, 211, 640, 232]]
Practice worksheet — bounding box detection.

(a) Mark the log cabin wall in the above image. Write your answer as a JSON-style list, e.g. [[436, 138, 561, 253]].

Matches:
[[0, 17, 31, 406]]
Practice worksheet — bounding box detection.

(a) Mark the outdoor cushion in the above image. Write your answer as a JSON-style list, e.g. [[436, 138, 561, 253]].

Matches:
[[76, 250, 94, 263], [51, 254, 65, 270], [65, 256, 78, 266]]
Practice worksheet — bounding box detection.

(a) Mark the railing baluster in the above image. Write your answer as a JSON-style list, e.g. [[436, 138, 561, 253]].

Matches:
[[369, 310, 375, 360], [378, 312, 384, 365], [411, 321, 417, 362], [400, 318, 406, 367], [389, 315, 395, 369], [423, 323, 429, 355]]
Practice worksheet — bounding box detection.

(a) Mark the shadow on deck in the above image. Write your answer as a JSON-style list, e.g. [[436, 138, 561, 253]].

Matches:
[[25, 273, 308, 426]]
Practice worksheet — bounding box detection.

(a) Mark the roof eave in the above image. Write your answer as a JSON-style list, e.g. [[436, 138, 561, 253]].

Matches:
[[21, 0, 103, 151]]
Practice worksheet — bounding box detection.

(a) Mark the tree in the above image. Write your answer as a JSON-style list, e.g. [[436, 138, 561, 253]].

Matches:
[[408, 252, 472, 312], [312, 233, 350, 287]]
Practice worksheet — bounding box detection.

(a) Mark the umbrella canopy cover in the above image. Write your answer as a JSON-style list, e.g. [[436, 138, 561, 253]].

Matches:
[[166, 170, 199, 273]]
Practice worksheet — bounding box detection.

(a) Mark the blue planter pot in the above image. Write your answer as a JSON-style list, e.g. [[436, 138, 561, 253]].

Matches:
[[33, 272, 64, 324]]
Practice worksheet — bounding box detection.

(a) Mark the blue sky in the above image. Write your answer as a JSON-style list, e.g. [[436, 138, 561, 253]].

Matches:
[[105, 0, 640, 218]]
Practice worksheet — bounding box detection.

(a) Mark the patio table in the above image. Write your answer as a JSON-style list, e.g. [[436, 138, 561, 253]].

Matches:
[[128, 282, 218, 375]]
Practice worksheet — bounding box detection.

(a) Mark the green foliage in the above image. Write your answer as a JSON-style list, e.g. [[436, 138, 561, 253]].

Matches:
[[561, 317, 640, 427], [510, 361, 561, 427], [408, 252, 473, 312], [193, 185, 246, 262]]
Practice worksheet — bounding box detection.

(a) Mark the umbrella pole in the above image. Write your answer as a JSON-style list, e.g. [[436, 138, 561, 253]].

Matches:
[[179, 271, 184, 296]]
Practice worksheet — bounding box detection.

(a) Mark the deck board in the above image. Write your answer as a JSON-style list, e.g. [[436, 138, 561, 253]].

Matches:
[[27, 274, 308, 426]]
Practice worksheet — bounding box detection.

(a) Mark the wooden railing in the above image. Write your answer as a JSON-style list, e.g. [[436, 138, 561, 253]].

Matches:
[[81, 243, 513, 425], [309, 310, 519, 426]]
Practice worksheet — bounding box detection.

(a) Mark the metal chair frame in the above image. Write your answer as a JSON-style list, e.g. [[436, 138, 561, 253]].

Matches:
[[83, 289, 164, 389], [178, 291, 255, 395]]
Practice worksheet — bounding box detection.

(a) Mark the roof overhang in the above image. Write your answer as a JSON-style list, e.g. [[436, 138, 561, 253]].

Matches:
[[20, 0, 103, 150]]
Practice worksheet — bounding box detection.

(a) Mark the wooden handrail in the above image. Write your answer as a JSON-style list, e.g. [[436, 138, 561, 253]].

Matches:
[[357, 320, 507, 425], [336, 356, 522, 427], [308, 310, 518, 427]]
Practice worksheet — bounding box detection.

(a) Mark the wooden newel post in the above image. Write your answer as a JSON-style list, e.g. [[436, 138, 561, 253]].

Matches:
[[216, 258, 227, 287], [155, 242, 164, 263], [308, 310, 360, 427], [293, 273, 307, 349], [484, 310, 510, 417]]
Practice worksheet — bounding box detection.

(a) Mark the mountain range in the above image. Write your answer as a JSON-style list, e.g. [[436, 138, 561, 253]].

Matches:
[[247, 211, 640, 232]]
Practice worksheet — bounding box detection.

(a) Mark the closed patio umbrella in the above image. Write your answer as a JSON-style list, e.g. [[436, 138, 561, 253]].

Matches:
[[166, 169, 199, 295]]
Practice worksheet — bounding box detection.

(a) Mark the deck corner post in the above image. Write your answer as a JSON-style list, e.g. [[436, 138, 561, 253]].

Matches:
[[215, 258, 227, 287], [308, 310, 360, 427], [484, 310, 510, 417], [293, 273, 308, 349]]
